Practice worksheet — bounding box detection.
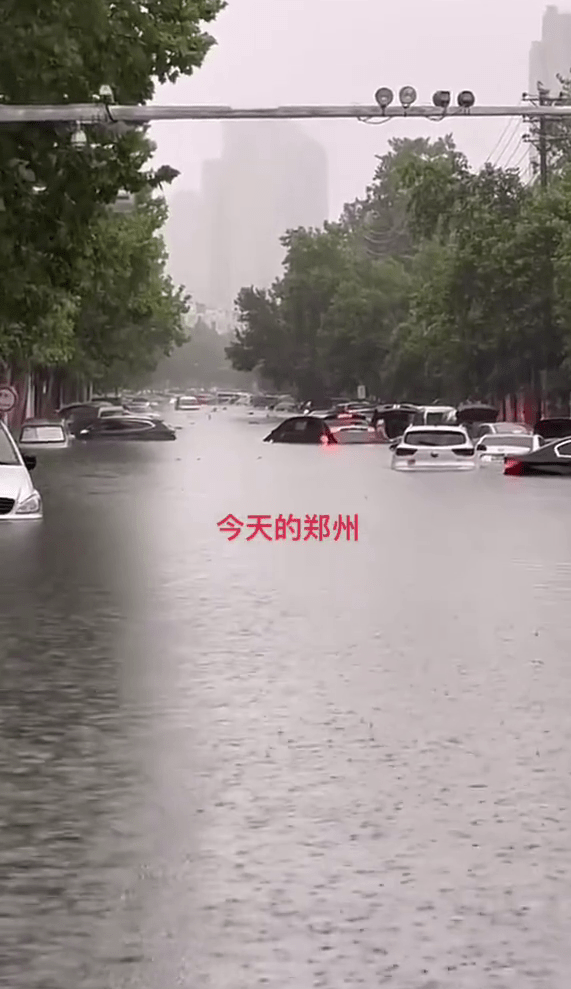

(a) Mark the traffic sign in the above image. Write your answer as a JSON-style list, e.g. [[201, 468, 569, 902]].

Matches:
[[0, 384, 18, 413], [357, 384, 366, 400]]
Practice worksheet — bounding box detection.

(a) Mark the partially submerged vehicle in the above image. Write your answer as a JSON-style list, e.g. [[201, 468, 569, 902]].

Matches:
[[391, 425, 476, 471], [78, 416, 176, 441], [0, 420, 42, 520], [328, 422, 384, 444], [476, 432, 537, 465], [504, 436, 571, 476], [18, 418, 71, 450], [473, 421, 532, 440], [263, 416, 337, 444], [175, 395, 201, 411]]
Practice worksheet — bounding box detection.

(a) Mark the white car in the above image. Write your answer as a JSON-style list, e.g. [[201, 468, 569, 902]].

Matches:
[[175, 396, 201, 411], [476, 432, 539, 465], [0, 420, 42, 519], [330, 423, 383, 444], [391, 425, 476, 471]]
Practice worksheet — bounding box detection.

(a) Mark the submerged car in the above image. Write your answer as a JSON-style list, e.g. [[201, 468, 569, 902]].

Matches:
[[0, 420, 42, 520], [328, 422, 384, 444], [18, 418, 71, 450], [391, 426, 476, 471], [473, 421, 532, 440], [476, 432, 537, 465], [264, 416, 337, 444], [504, 436, 571, 476], [78, 416, 176, 441], [175, 395, 201, 411]]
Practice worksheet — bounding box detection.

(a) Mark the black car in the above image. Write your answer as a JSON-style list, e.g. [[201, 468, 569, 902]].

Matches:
[[78, 416, 176, 441], [264, 416, 337, 444], [504, 435, 571, 475]]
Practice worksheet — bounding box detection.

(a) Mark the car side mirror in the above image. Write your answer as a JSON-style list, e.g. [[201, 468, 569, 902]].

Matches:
[[389, 441, 397, 451], [476, 443, 486, 452], [23, 453, 36, 471]]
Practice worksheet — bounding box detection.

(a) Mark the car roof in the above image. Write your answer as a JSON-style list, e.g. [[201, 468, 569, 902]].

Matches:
[[405, 424, 466, 432]]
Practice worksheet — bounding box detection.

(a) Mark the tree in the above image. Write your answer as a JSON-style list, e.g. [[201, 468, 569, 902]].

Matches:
[[343, 135, 466, 261], [72, 195, 189, 388], [227, 223, 410, 400], [0, 0, 224, 372]]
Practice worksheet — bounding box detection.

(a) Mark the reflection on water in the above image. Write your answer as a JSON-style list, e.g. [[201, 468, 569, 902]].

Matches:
[[2, 415, 571, 987]]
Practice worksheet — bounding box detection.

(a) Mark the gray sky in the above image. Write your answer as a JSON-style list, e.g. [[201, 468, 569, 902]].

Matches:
[[151, 0, 559, 218]]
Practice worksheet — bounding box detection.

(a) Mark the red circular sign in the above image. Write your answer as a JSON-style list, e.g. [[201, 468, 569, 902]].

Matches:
[[0, 384, 18, 412]]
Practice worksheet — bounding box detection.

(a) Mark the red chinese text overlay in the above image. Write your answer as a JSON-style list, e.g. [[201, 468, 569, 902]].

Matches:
[[217, 514, 358, 542]]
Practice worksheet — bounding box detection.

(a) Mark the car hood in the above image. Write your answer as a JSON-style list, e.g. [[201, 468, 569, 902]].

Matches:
[[0, 465, 34, 501]]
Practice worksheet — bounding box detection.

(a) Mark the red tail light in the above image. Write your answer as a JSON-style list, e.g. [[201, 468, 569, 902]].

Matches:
[[504, 458, 524, 475], [395, 447, 417, 456], [452, 447, 474, 456]]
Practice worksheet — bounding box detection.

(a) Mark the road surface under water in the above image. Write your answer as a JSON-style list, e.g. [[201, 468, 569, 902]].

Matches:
[[1, 407, 571, 988]]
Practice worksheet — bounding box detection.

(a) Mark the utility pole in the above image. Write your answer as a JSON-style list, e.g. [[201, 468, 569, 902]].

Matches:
[[526, 82, 556, 418], [538, 83, 550, 188]]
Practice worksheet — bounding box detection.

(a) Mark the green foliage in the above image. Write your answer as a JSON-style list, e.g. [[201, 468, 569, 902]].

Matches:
[[73, 196, 189, 388], [227, 130, 571, 404], [0, 0, 224, 377]]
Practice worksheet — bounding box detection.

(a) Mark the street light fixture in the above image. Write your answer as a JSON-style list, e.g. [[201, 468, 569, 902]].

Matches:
[[457, 90, 476, 109], [374, 87, 394, 110], [399, 86, 418, 109], [432, 90, 452, 110]]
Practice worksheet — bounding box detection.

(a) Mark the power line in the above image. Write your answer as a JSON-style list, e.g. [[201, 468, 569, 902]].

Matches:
[[493, 119, 522, 168], [484, 120, 513, 165]]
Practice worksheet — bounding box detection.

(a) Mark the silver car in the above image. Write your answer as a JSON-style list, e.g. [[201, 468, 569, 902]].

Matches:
[[476, 432, 539, 465], [391, 426, 476, 471]]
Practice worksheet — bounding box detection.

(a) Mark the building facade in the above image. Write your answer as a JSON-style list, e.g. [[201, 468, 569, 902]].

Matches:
[[165, 120, 329, 313], [529, 5, 571, 96]]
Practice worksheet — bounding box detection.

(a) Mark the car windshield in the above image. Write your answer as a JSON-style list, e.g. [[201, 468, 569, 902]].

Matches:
[[405, 430, 466, 447], [0, 426, 21, 464], [21, 425, 65, 442], [482, 435, 533, 448]]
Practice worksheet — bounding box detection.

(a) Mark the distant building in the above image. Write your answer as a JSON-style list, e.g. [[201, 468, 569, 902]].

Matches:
[[529, 5, 571, 95], [165, 120, 329, 313]]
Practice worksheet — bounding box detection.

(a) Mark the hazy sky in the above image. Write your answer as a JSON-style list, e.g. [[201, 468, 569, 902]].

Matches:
[[151, 0, 561, 218]]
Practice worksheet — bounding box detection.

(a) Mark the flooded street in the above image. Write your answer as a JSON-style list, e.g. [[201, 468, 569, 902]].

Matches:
[[2, 408, 571, 988]]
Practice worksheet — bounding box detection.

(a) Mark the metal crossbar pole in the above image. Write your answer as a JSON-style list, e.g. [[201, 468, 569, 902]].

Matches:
[[2, 103, 571, 124]]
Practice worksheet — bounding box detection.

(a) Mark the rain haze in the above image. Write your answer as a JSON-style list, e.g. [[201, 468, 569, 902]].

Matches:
[[152, 0, 565, 307]]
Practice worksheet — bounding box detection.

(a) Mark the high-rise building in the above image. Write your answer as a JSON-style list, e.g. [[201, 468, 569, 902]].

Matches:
[[529, 5, 571, 96], [164, 120, 328, 313]]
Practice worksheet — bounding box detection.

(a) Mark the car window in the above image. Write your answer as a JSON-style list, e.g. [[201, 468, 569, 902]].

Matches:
[[480, 435, 533, 449], [0, 424, 21, 464], [100, 419, 150, 432], [21, 426, 65, 442], [556, 441, 571, 457], [404, 430, 466, 447]]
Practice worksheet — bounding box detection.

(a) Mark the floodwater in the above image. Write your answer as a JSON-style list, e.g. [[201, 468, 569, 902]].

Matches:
[[1, 408, 571, 989]]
